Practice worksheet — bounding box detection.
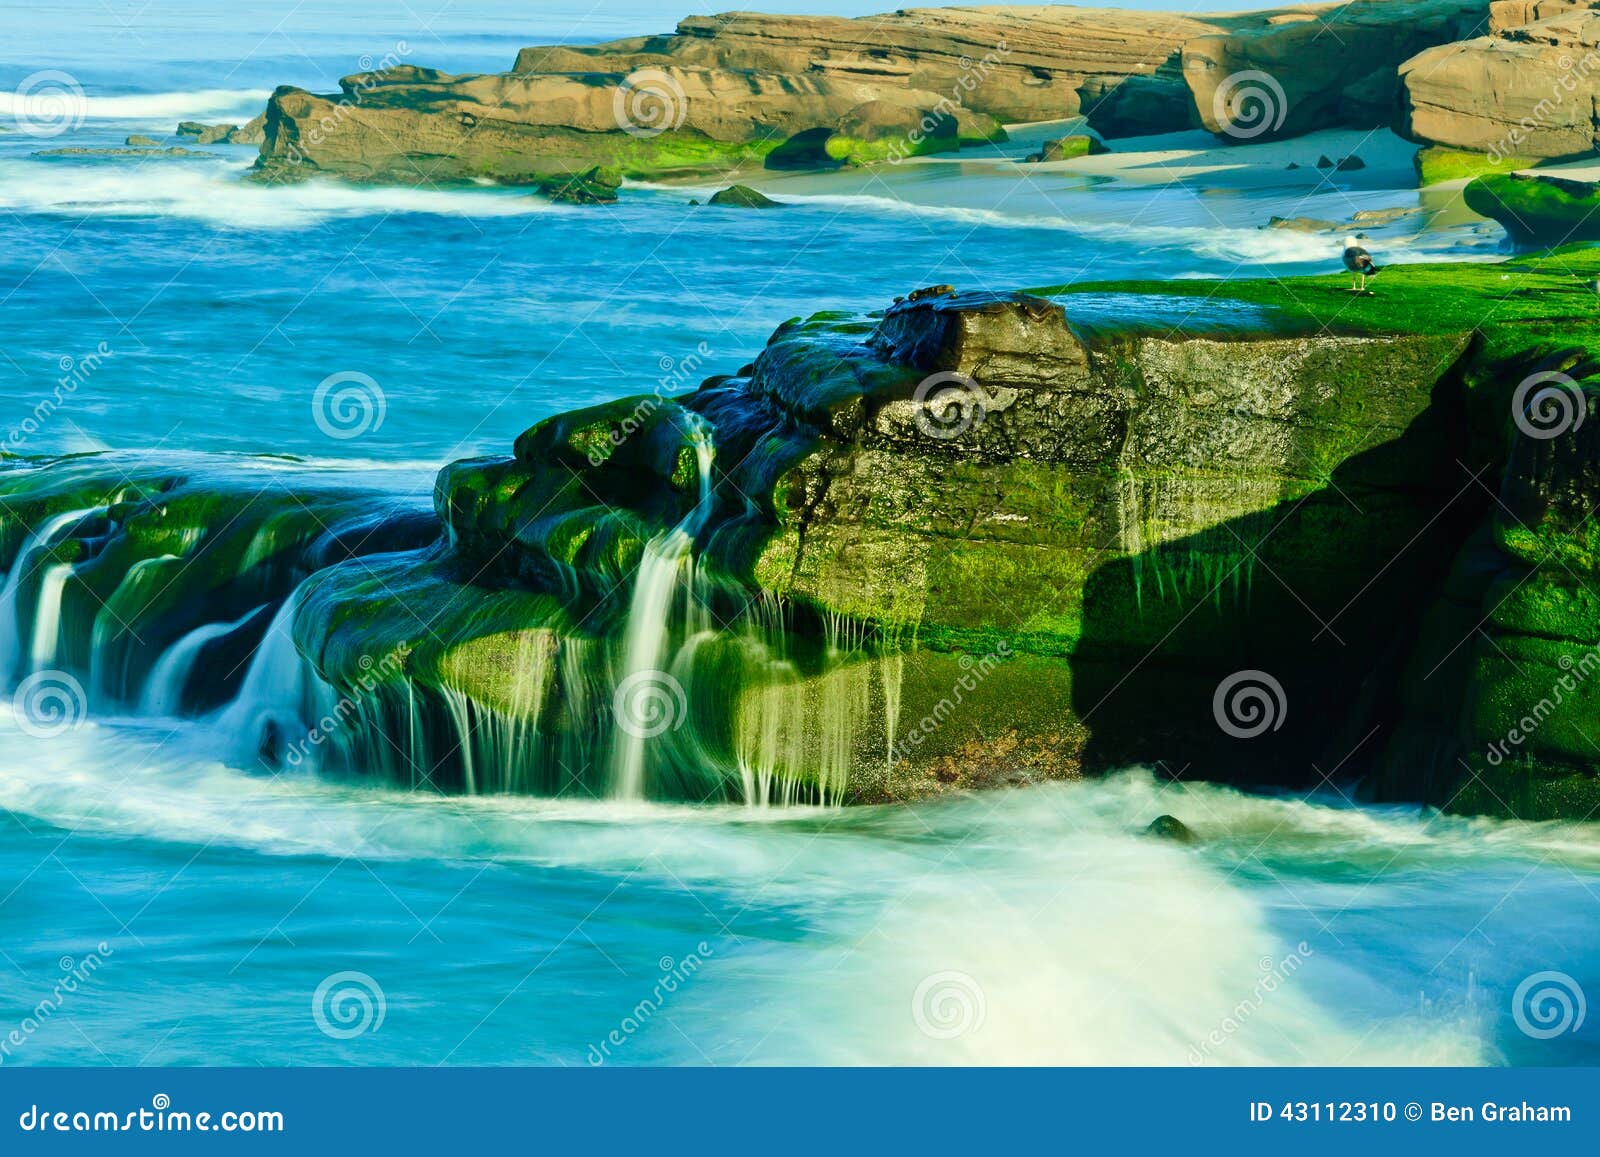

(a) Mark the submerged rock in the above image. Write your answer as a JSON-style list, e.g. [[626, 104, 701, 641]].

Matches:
[[1143, 815, 1196, 842], [536, 166, 622, 204], [176, 121, 236, 145], [32, 146, 220, 159], [1267, 215, 1337, 232], [707, 184, 782, 208], [1023, 134, 1107, 163]]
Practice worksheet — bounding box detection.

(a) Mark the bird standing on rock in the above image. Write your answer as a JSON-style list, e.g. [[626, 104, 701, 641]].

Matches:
[[1343, 236, 1381, 294]]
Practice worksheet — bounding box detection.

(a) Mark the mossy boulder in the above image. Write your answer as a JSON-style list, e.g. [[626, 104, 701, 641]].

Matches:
[[707, 184, 782, 209], [1465, 172, 1600, 245], [1025, 135, 1107, 163]]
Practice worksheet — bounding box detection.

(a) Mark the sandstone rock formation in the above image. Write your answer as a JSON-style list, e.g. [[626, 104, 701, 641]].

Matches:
[[249, 5, 1283, 187], [1401, 9, 1600, 159], [1185, 0, 1484, 140]]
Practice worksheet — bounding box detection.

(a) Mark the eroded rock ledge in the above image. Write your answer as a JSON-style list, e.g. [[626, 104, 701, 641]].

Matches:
[[7, 261, 1600, 817], [244, 1, 1512, 188], [292, 262, 1600, 818]]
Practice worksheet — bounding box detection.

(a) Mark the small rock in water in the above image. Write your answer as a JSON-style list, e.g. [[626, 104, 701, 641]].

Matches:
[[1143, 815, 1195, 843], [1316, 154, 1334, 169], [707, 184, 783, 208], [1349, 206, 1413, 225], [125, 134, 162, 147], [1267, 215, 1337, 232], [1336, 154, 1366, 171], [1285, 161, 1300, 170], [176, 121, 237, 145]]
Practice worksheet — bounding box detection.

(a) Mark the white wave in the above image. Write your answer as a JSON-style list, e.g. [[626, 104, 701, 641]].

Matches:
[[0, 87, 272, 124], [0, 159, 566, 227], [0, 711, 1531, 1065], [637, 182, 1494, 267]]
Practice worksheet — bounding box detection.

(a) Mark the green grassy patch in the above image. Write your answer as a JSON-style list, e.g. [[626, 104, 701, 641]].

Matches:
[[1415, 146, 1539, 188]]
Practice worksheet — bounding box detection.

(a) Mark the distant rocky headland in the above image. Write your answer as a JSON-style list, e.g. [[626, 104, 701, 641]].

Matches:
[[193, 0, 1599, 202]]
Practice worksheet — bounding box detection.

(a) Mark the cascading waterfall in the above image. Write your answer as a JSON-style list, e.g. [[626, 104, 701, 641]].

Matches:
[[0, 506, 104, 684], [212, 595, 318, 766], [26, 563, 74, 674], [0, 453, 897, 808], [141, 605, 266, 716], [608, 414, 716, 801]]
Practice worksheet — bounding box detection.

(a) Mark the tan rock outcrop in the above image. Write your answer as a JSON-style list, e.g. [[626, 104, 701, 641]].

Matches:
[[1401, 9, 1600, 158], [1185, 0, 1485, 140]]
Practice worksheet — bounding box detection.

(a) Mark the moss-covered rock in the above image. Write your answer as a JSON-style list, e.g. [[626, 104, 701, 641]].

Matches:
[[1465, 172, 1600, 245]]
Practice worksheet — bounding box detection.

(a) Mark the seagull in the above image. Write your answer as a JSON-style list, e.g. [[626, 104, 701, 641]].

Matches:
[[1343, 236, 1380, 293]]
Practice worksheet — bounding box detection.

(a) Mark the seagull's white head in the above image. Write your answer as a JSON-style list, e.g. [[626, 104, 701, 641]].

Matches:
[[1344, 236, 1362, 249]]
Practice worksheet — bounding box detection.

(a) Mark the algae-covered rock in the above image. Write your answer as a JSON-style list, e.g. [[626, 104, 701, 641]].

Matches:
[[1024, 134, 1107, 163], [707, 184, 782, 209], [1464, 172, 1600, 245]]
